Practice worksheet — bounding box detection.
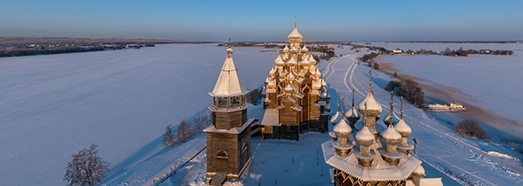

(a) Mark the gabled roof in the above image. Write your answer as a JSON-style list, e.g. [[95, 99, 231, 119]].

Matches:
[[210, 49, 248, 97]]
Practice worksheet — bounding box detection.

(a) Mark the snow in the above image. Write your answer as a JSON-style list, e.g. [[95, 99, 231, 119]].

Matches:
[[319, 46, 523, 185], [2, 43, 523, 185], [0, 44, 276, 185], [373, 42, 523, 141]]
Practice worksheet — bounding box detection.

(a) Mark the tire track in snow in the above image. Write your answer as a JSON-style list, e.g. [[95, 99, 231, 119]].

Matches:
[[337, 50, 516, 186]]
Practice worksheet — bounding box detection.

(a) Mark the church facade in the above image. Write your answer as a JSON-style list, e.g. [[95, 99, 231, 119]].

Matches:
[[260, 22, 331, 141]]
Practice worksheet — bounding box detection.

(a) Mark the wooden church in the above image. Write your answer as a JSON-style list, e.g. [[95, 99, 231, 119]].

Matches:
[[260, 20, 331, 141]]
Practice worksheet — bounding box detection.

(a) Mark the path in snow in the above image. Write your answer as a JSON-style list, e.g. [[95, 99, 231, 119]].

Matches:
[[319, 47, 523, 186]]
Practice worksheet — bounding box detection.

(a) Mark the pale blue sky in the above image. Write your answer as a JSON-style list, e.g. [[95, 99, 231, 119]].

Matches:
[[1, 0, 522, 41]]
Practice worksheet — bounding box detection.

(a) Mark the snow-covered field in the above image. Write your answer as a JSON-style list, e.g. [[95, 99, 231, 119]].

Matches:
[[0, 44, 276, 185], [370, 42, 523, 141], [318, 47, 523, 185], [2, 43, 522, 185], [158, 45, 522, 186]]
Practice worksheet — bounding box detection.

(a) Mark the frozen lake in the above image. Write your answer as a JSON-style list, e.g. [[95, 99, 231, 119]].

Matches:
[[0, 44, 276, 185], [373, 42, 523, 140]]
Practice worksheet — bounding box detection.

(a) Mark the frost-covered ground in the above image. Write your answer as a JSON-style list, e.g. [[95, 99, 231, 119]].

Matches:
[[368, 42, 523, 142], [2, 44, 522, 185], [0, 44, 276, 185], [159, 45, 522, 186], [320, 47, 523, 185]]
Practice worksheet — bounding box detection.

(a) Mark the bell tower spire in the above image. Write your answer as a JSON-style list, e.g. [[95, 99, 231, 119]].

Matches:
[[294, 16, 297, 28]]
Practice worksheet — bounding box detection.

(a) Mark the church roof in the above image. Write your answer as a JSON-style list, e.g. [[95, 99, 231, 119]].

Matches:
[[322, 141, 422, 182], [356, 126, 375, 142], [381, 124, 402, 141], [359, 91, 383, 113], [210, 48, 248, 97], [287, 27, 303, 39], [395, 119, 412, 135], [334, 118, 352, 134]]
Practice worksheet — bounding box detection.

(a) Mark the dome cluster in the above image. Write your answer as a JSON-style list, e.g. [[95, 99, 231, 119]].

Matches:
[[329, 70, 414, 167]]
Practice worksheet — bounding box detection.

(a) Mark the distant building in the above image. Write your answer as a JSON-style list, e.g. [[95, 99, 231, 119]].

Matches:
[[261, 20, 331, 140], [322, 71, 443, 186], [425, 103, 466, 112], [204, 46, 253, 183], [392, 50, 403, 54]]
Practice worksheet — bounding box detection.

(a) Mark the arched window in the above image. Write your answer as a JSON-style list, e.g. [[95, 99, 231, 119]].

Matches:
[[217, 150, 228, 159]]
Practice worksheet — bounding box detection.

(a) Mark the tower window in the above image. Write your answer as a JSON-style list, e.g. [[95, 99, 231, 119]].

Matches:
[[217, 97, 227, 107], [217, 150, 228, 159]]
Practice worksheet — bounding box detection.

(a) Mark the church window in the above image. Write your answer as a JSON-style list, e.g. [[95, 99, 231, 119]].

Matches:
[[217, 150, 228, 159]]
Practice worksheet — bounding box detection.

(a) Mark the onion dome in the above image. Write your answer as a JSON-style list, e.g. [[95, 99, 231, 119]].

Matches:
[[330, 93, 342, 124], [287, 56, 298, 66], [274, 55, 285, 66], [395, 119, 411, 137], [283, 45, 290, 53], [345, 107, 360, 120], [356, 126, 375, 143], [287, 28, 303, 39], [330, 111, 342, 124], [226, 47, 233, 54], [359, 79, 383, 116], [383, 111, 399, 126], [288, 73, 296, 81], [290, 47, 297, 53], [314, 68, 321, 77], [301, 46, 309, 53], [345, 90, 360, 121], [308, 55, 317, 65], [358, 92, 382, 114], [321, 79, 327, 88], [269, 67, 277, 76], [334, 119, 352, 138], [413, 165, 425, 176], [283, 84, 294, 93], [301, 56, 311, 66], [381, 124, 401, 142]]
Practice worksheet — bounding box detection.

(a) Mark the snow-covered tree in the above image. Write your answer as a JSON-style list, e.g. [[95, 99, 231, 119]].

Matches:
[[163, 124, 176, 146], [194, 113, 211, 132], [177, 119, 194, 142], [64, 144, 110, 186]]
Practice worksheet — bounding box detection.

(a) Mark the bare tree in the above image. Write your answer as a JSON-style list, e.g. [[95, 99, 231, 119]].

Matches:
[[455, 119, 487, 139], [177, 119, 195, 142], [247, 87, 262, 105], [163, 124, 176, 146], [64, 144, 110, 186], [194, 113, 211, 132]]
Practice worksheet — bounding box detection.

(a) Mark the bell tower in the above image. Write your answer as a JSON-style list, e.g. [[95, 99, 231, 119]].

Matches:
[[204, 45, 253, 181]]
